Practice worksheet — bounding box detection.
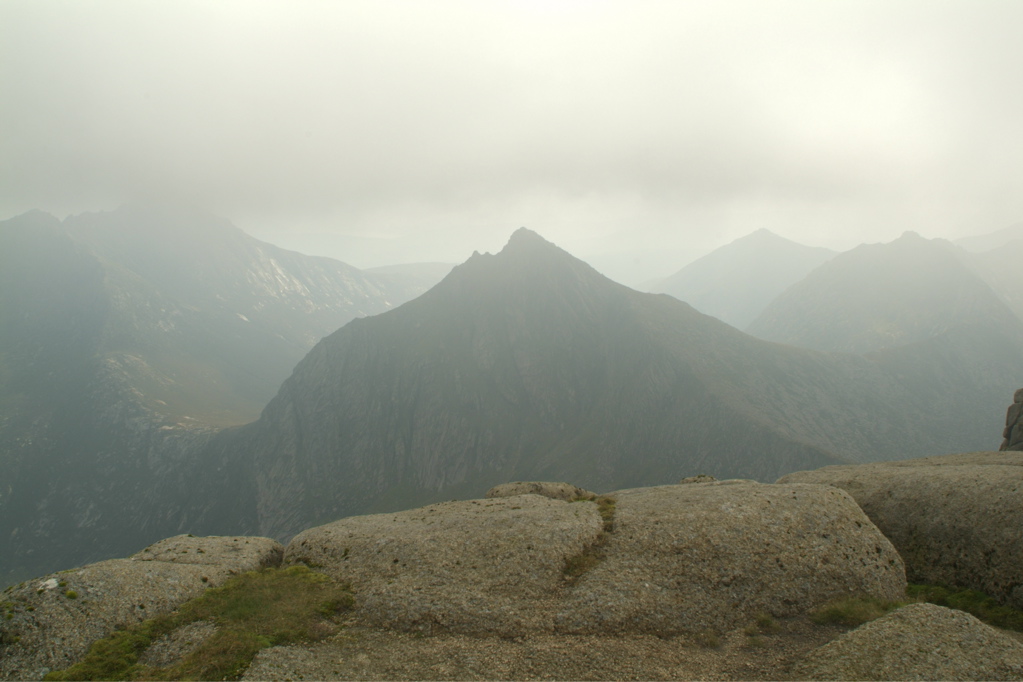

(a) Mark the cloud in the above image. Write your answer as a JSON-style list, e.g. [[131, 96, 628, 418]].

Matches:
[[2, 0, 1023, 277]]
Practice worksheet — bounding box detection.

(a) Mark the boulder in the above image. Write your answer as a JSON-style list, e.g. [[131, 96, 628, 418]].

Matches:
[[554, 481, 905, 636], [0, 535, 282, 681], [485, 481, 596, 501], [792, 603, 1023, 680], [778, 452, 1023, 608], [1002, 388, 1023, 451], [284, 495, 603, 636]]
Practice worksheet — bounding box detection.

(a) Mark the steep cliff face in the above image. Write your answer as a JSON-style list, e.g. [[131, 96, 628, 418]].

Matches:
[[223, 229, 988, 540]]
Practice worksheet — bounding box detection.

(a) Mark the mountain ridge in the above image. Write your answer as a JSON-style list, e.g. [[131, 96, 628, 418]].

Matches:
[[207, 228, 992, 540]]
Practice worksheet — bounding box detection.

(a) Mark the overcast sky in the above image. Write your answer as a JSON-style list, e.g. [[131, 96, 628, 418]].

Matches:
[[3, 1, 1022, 283]]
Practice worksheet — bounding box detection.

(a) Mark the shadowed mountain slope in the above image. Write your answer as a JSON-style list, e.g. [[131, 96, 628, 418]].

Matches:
[[646, 229, 835, 329], [208, 229, 984, 539]]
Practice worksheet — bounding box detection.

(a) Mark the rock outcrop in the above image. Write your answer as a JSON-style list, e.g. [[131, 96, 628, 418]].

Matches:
[[1002, 388, 1023, 451], [792, 603, 1023, 681], [485, 481, 596, 501], [0, 535, 282, 680], [284, 495, 603, 636], [553, 481, 905, 636], [285, 481, 904, 638], [778, 452, 1023, 608]]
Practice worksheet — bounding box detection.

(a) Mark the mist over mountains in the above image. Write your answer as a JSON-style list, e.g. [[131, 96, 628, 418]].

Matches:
[[1, 208, 1021, 588], [645, 229, 836, 329], [0, 206, 444, 584]]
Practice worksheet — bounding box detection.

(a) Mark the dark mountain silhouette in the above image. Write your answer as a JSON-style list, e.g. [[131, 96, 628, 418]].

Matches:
[[201, 229, 993, 540], [0, 206, 431, 586], [646, 229, 835, 329]]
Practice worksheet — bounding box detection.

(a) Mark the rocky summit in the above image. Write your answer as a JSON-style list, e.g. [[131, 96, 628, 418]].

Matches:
[[0, 478, 918, 681]]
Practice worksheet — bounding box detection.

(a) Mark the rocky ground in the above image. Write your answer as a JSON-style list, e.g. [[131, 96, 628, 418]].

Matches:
[[5, 452, 1023, 681], [243, 615, 850, 681]]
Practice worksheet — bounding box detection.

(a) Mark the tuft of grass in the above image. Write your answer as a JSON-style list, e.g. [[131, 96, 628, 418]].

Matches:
[[44, 566, 353, 681], [694, 629, 721, 648], [753, 611, 780, 634], [810, 595, 907, 627], [908, 584, 1023, 632]]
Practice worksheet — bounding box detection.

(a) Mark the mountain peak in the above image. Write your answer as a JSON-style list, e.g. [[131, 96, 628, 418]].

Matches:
[[504, 227, 557, 252]]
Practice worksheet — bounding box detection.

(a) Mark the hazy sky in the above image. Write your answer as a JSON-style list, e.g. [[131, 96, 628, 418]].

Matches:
[[3, 1, 1022, 282]]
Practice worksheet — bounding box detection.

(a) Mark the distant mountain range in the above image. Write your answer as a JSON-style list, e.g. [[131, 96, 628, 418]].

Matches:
[[194, 229, 1020, 541], [645, 229, 835, 329], [954, 221, 1023, 253], [747, 231, 1017, 354], [0, 205, 443, 585], [2, 216, 1021, 589], [746, 231, 1023, 449]]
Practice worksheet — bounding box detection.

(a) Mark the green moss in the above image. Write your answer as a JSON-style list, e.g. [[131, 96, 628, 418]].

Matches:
[[65, 591, 78, 599], [754, 612, 780, 633], [810, 595, 907, 626], [44, 566, 354, 681], [595, 495, 616, 533], [908, 584, 1023, 632], [694, 629, 721, 648]]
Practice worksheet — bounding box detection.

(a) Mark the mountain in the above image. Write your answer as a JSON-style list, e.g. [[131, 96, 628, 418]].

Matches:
[[59, 204, 435, 424], [646, 229, 835, 329], [202, 229, 997, 540], [747, 231, 1023, 450], [0, 206, 428, 586], [747, 232, 1018, 355], [954, 221, 1023, 253], [966, 239, 1023, 324], [6, 223, 1018, 588]]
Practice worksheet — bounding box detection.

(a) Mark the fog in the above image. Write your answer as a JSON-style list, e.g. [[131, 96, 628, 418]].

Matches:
[[3, 1, 1022, 283]]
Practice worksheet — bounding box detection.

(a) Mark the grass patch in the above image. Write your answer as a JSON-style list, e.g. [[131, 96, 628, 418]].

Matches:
[[811, 585, 1023, 633], [694, 629, 721, 648], [595, 495, 616, 533], [908, 584, 1023, 632], [810, 595, 907, 627], [44, 565, 353, 681], [562, 495, 617, 585]]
